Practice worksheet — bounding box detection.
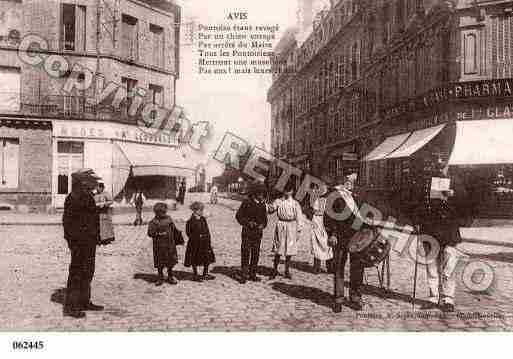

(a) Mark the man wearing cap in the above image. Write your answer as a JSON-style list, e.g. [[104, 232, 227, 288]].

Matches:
[[323, 175, 365, 312], [62, 169, 104, 318], [235, 183, 268, 283]]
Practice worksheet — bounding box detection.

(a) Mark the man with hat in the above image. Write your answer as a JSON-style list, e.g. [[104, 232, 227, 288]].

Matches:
[[62, 168, 104, 318], [235, 182, 268, 283], [323, 174, 365, 312]]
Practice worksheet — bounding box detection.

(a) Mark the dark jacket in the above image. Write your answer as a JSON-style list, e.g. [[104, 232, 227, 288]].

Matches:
[[147, 215, 179, 268], [184, 215, 216, 267], [235, 198, 268, 240], [323, 190, 361, 248], [63, 186, 99, 247], [414, 173, 469, 247]]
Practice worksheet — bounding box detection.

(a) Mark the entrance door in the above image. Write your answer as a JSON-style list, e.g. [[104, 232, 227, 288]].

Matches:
[[55, 141, 84, 208]]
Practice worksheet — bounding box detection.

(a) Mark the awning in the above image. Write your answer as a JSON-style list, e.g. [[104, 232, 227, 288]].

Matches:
[[385, 124, 445, 159], [363, 132, 411, 161], [448, 119, 513, 165], [113, 142, 196, 178]]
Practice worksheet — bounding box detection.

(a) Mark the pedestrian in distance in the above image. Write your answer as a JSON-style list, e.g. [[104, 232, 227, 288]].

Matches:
[[184, 201, 216, 282], [267, 183, 304, 280], [132, 190, 145, 226], [62, 168, 105, 319], [178, 181, 186, 205], [147, 202, 184, 286], [235, 183, 268, 283], [210, 184, 219, 205]]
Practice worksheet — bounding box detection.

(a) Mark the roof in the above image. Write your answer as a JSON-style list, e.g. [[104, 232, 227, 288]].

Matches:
[[138, 0, 179, 14]]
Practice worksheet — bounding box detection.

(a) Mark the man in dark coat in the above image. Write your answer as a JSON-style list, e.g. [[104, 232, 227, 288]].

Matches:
[[323, 176, 365, 312], [62, 169, 104, 318], [414, 157, 471, 312], [235, 184, 268, 283]]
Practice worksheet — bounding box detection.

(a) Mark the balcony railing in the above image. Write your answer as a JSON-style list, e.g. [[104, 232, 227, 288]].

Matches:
[[0, 91, 164, 125]]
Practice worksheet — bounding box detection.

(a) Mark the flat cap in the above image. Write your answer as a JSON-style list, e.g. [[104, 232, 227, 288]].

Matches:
[[71, 168, 101, 180]]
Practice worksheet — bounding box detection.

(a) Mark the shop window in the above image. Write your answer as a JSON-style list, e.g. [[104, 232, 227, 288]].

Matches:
[[0, 138, 19, 189], [0, 66, 20, 111], [61, 4, 86, 51], [57, 141, 84, 195]]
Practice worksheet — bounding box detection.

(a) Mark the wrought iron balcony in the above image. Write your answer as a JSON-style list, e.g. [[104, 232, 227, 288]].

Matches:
[[0, 91, 164, 125]]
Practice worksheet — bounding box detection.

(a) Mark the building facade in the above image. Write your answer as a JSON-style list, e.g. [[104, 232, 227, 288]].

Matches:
[[269, 0, 513, 217], [0, 0, 188, 211]]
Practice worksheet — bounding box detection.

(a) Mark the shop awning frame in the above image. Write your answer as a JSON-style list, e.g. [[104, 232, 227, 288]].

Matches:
[[363, 132, 411, 161], [112, 141, 196, 178], [385, 124, 446, 159]]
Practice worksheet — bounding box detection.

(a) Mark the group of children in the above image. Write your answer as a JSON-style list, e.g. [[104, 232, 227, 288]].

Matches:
[[147, 201, 216, 286]]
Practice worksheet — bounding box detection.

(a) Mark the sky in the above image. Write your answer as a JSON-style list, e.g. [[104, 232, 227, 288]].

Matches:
[[175, 0, 297, 180]]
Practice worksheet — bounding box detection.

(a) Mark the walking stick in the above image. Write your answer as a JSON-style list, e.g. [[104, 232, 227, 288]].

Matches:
[[412, 227, 420, 311]]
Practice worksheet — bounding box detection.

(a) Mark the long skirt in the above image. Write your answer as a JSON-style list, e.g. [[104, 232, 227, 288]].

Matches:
[[99, 210, 115, 241], [153, 238, 178, 268], [310, 215, 333, 260], [184, 239, 216, 267], [272, 220, 299, 256]]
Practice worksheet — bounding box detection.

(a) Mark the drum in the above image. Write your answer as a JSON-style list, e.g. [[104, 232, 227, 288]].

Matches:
[[348, 227, 391, 268]]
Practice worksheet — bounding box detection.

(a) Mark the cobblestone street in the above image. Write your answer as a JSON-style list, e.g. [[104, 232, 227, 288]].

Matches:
[[1, 194, 513, 331]]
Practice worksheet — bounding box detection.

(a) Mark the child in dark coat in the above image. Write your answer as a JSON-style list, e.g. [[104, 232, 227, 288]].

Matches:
[[184, 201, 216, 282], [147, 202, 180, 286]]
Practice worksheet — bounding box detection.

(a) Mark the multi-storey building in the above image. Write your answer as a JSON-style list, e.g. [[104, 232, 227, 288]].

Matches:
[[0, 0, 190, 212], [269, 0, 513, 217]]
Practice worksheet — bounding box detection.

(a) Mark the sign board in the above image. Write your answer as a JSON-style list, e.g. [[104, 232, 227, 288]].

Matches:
[[52, 120, 178, 147]]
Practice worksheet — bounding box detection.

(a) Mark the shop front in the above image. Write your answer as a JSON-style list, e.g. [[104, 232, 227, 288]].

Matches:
[[0, 119, 52, 212], [52, 120, 195, 208], [363, 118, 513, 219]]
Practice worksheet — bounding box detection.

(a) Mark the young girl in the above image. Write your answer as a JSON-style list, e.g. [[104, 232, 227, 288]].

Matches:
[[184, 202, 216, 281], [147, 202, 180, 286]]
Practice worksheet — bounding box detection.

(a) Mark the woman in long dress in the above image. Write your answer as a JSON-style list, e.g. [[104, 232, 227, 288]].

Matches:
[[267, 185, 304, 280], [94, 182, 115, 245], [309, 184, 333, 273]]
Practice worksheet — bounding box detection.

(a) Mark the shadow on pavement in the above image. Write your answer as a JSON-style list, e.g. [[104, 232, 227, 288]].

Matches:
[[134, 271, 196, 283], [289, 260, 327, 274], [212, 265, 276, 283], [211, 266, 243, 283], [271, 282, 332, 309], [272, 281, 430, 309], [359, 283, 431, 307], [50, 288, 66, 306]]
